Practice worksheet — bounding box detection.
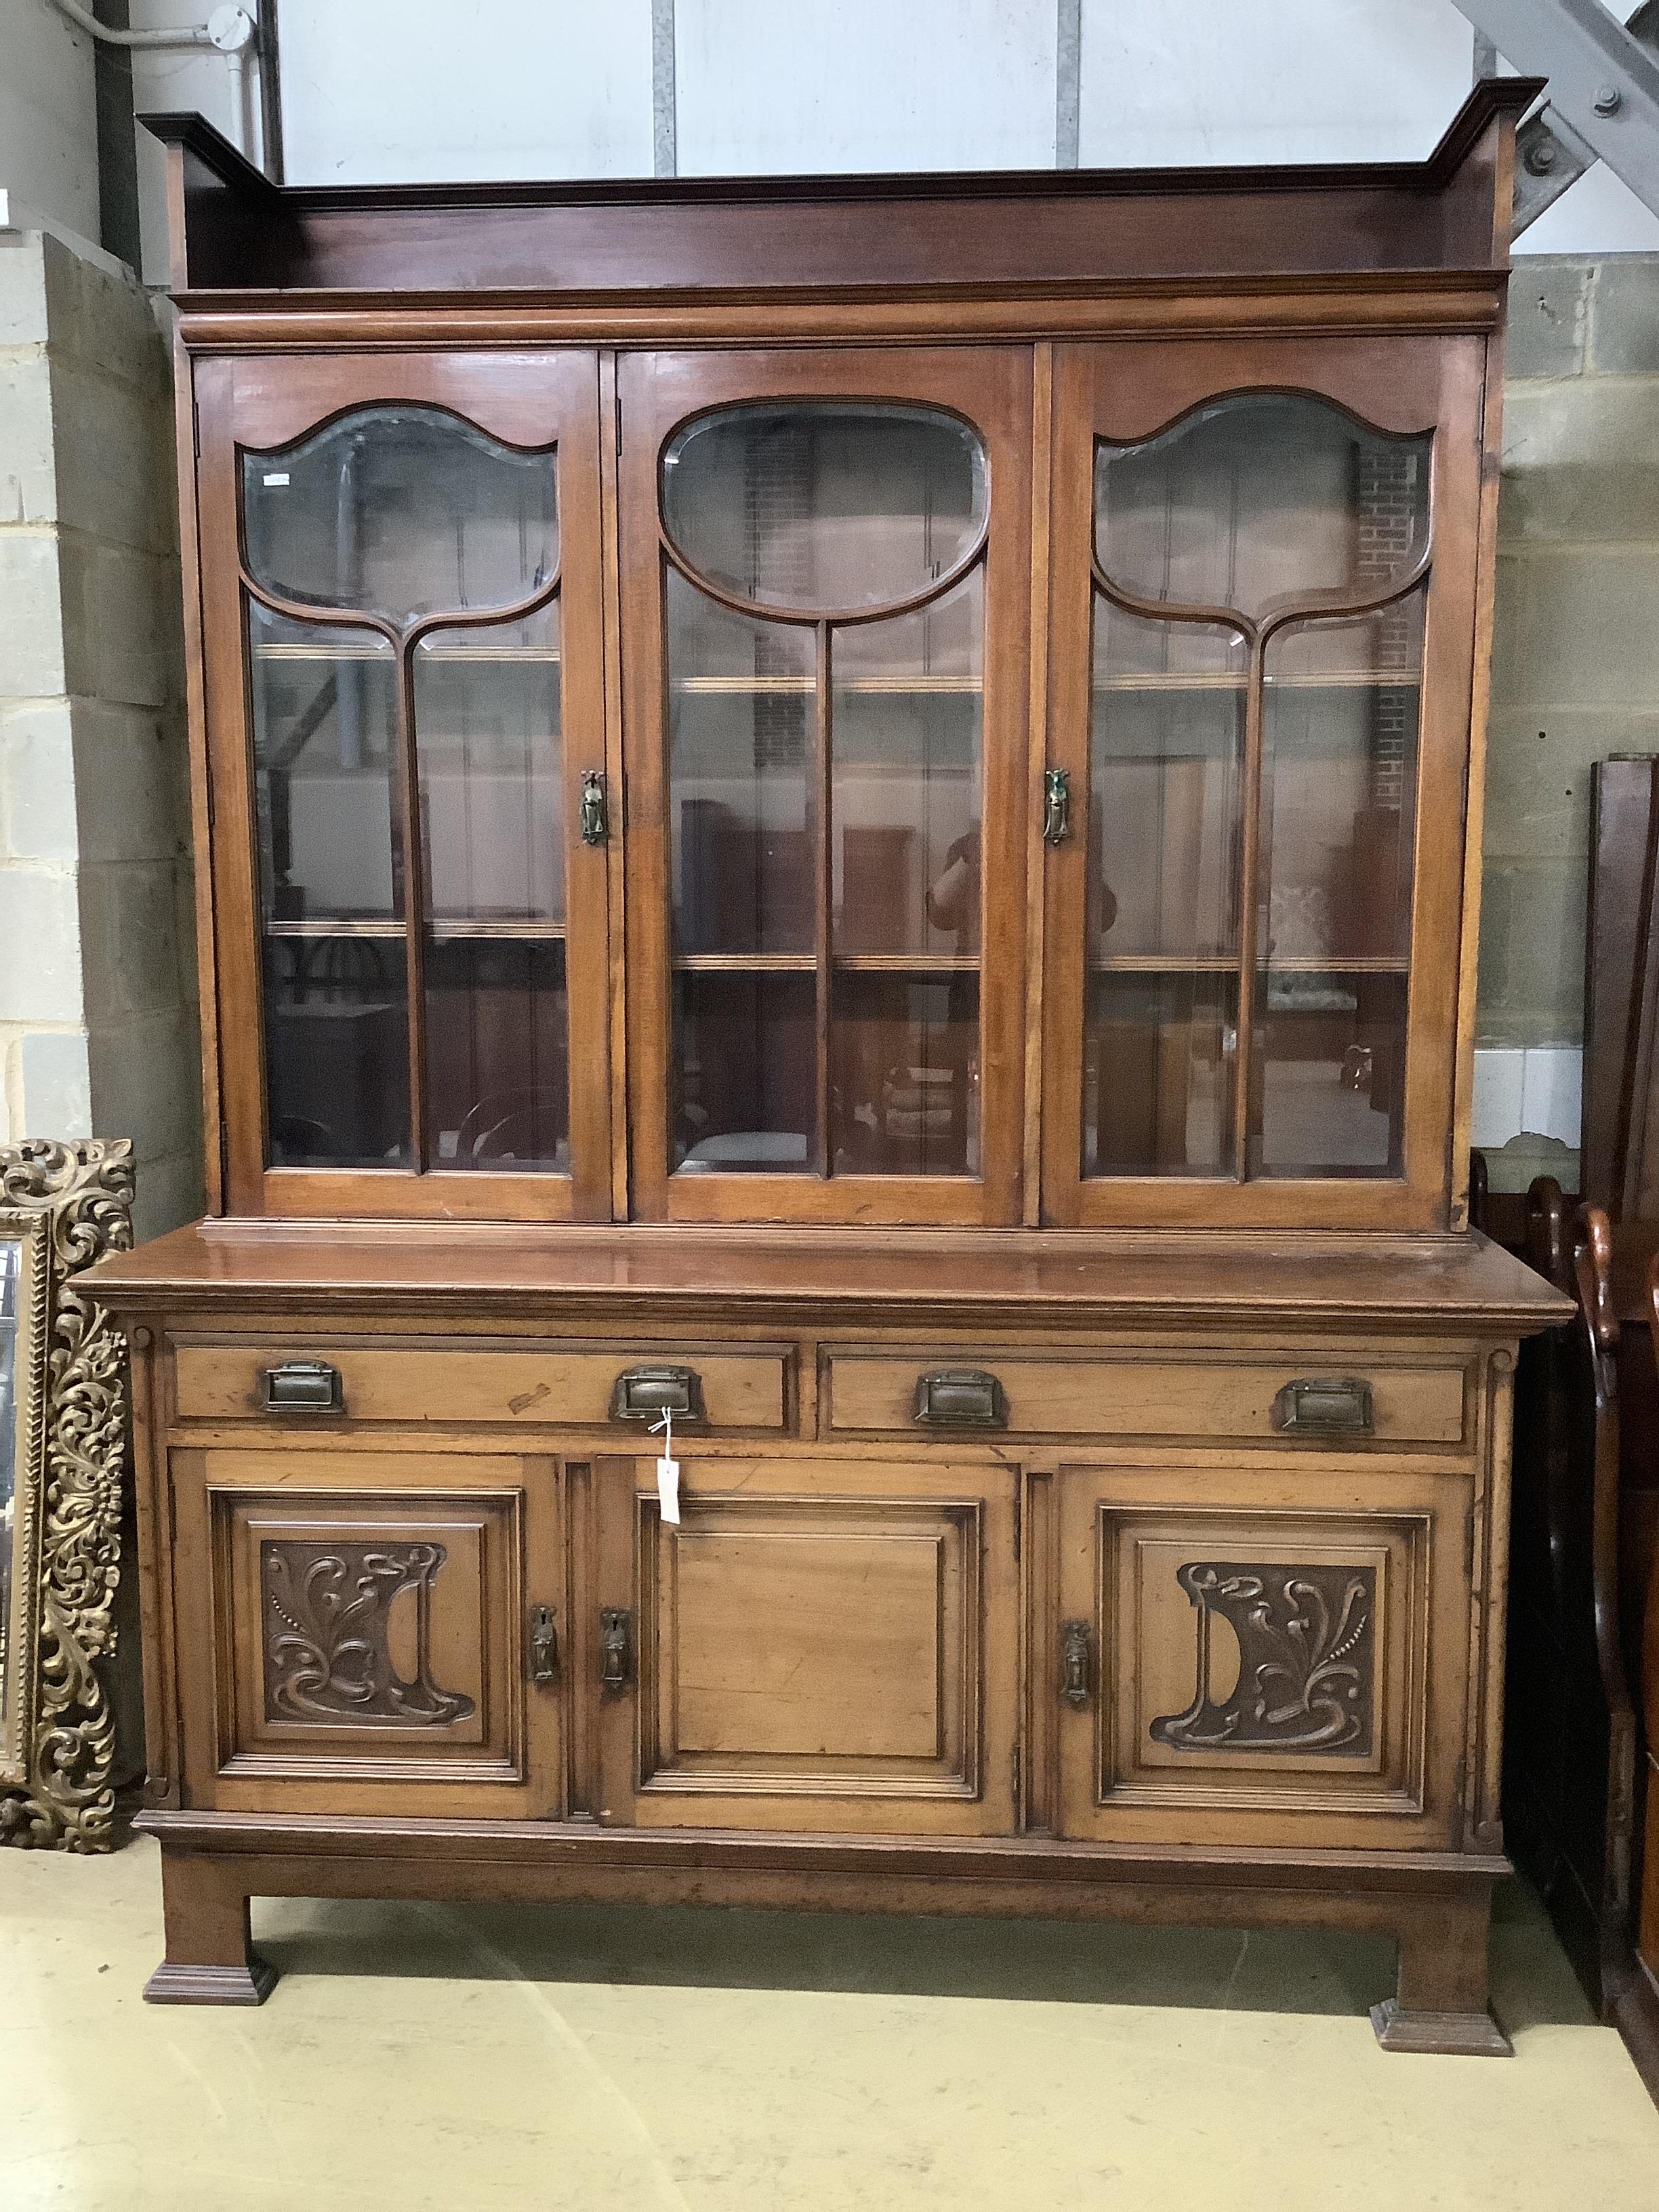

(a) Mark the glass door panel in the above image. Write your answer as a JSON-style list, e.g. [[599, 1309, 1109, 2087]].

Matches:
[[1073, 376, 1433, 1198], [243, 405, 557, 623], [657, 394, 991, 1189], [1249, 594, 1424, 1179], [201, 351, 610, 1218], [669, 574, 815, 1173], [248, 603, 409, 1168], [832, 575, 983, 1176], [237, 396, 574, 1186], [415, 604, 569, 1172]]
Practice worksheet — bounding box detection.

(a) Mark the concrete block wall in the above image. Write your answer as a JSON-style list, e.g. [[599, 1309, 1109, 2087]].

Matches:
[[0, 226, 201, 1242], [1476, 255, 1659, 1192]]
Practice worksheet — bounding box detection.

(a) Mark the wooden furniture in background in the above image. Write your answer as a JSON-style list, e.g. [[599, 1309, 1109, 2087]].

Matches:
[[86, 85, 1569, 2051]]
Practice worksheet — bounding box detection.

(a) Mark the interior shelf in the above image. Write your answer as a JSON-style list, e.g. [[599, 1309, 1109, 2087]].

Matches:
[[253, 643, 561, 665], [266, 918, 567, 941], [1090, 954, 1410, 974], [1094, 670, 1421, 693], [673, 950, 979, 973], [675, 674, 980, 697]]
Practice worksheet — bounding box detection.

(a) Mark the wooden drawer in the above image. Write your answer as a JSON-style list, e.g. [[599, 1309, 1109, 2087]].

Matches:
[[822, 1349, 1468, 1447], [172, 1340, 792, 1432]]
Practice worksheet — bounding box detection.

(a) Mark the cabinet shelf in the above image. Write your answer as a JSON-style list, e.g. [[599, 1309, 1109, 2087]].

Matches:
[[676, 674, 980, 697], [253, 643, 560, 665], [1089, 954, 1410, 974], [674, 951, 979, 973], [1095, 670, 1421, 693], [265, 919, 567, 941]]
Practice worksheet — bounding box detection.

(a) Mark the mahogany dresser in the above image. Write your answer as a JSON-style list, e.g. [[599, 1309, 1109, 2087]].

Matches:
[[90, 87, 1569, 2052]]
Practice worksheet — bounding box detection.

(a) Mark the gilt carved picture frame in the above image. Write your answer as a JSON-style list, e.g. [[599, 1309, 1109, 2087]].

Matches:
[[0, 1139, 134, 1850]]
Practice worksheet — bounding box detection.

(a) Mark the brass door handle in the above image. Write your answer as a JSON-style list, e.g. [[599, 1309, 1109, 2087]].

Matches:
[[611, 1364, 703, 1422], [262, 1359, 344, 1414], [580, 768, 609, 846], [1043, 766, 1071, 846], [528, 1603, 558, 1684], [913, 1368, 1007, 1429], [599, 1606, 632, 1694], [1060, 1618, 1092, 1707], [1271, 1376, 1374, 1436]]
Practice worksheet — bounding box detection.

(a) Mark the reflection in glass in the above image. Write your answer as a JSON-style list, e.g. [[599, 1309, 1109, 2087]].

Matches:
[[1252, 972, 1406, 1177], [264, 935, 410, 1168], [674, 972, 816, 1172], [416, 602, 569, 1173], [833, 575, 982, 960], [417, 606, 565, 926], [0, 1239, 18, 1750], [662, 404, 985, 612], [670, 571, 814, 958], [1095, 396, 1430, 619], [249, 602, 410, 1168], [243, 407, 557, 626], [832, 975, 979, 1176], [1084, 974, 1233, 1176], [249, 604, 399, 924], [1261, 596, 1423, 966], [1089, 602, 1244, 962], [428, 939, 569, 1170]]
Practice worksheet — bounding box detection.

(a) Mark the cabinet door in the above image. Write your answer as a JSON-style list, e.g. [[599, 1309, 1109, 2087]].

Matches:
[[619, 348, 1032, 1226], [194, 352, 611, 1221], [170, 1448, 565, 1817], [594, 1456, 1019, 1833], [1052, 1461, 1470, 1849], [1040, 337, 1485, 1231]]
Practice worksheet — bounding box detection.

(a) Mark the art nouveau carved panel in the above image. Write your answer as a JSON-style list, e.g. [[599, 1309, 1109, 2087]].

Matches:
[[1054, 1463, 1465, 1848], [169, 1450, 565, 1817]]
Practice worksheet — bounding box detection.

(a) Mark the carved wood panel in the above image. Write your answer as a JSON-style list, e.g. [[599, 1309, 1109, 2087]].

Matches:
[[1149, 1561, 1377, 1755], [171, 1448, 563, 1817], [596, 1457, 1019, 1835], [262, 1539, 476, 1727], [1054, 1463, 1465, 1849]]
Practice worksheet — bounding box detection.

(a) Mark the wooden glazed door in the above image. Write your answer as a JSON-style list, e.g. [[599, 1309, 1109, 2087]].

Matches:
[[169, 1448, 566, 1818], [1040, 336, 1486, 1230], [1052, 1460, 1471, 1851], [618, 348, 1033, 1225], [192, 351, 612, 1221], [594, 1456, 1019, 1832]]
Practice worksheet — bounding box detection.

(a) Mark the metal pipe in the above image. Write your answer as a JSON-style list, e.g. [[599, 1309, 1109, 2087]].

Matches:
[[45, 2, 261, 156], [47, 0, 215, 48]]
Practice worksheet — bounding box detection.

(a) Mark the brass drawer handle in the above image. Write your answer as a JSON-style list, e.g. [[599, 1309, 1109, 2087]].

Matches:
[[611, 1364, 704, 1422], [913, 1368, 1007, 1429], [1271, 1376, 1374, 1436], [1061, 1618, 1092, 1707], [528, 1603, 558, 1685], [599, 1606, 632, 1694], [262, 1359, 344, 1414]]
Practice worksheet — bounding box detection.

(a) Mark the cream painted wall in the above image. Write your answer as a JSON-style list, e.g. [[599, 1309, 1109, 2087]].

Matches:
[[8, 2, 1658, 276], [0, 0, 100, 241]]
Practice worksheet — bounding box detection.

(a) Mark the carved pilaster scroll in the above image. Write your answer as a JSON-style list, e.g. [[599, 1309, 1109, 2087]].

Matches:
[[264, 1540, 474, 1726], [0, 1139, 134, 1851], [1151, 1561, 1376, 1754]]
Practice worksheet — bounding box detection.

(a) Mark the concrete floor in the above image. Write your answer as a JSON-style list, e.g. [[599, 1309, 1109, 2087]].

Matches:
[[4, 1836, 1658, 2209]]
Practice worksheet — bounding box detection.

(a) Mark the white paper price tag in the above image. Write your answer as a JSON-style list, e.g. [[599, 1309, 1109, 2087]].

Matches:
[[656, 1454, 681, 1524]]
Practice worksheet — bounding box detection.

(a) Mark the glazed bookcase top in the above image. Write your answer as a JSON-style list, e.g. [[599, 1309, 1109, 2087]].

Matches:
[[148, 83, 1535, 1240]]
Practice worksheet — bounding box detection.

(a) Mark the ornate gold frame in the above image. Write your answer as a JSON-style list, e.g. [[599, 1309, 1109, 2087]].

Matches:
[[0, 1140, 134, 1850]]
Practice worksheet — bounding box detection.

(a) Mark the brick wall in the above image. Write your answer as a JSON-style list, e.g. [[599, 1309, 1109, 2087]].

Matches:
[[0, 228, 201, 1241], [1475, 257, 1659, 1191]]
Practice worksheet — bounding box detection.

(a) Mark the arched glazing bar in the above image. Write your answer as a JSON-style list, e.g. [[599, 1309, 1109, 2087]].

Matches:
[[1086, 392, 1434, 1185]]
